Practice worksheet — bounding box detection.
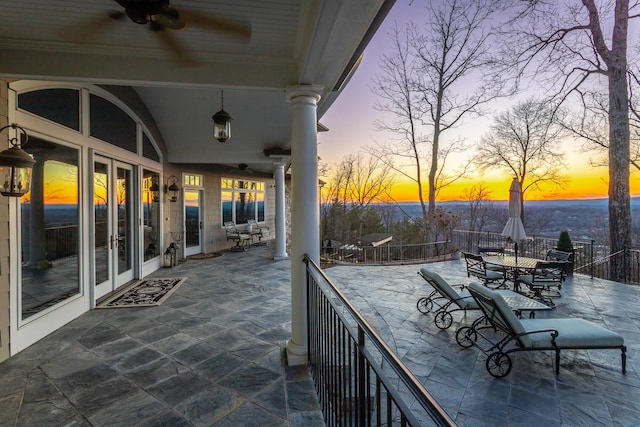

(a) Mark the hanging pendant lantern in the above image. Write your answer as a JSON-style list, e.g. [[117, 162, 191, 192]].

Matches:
[[212, 90, 233, 143], [0, 124, 36, 197]]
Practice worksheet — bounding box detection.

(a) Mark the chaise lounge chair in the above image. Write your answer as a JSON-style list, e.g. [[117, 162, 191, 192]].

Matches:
[[417, 268, 522, 330], [456, 282, 626, 377]]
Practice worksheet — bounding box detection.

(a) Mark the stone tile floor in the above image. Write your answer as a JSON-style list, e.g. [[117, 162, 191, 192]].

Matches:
[[3, 246, 640, 426], [324, 259, 640, 426], [0, 245, 324, 427]]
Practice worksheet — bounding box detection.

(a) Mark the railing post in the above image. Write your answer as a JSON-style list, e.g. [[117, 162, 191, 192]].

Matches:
[[624, 245, 629, 283], [357, 326, 366, 426], [590, 239, 595, 278]]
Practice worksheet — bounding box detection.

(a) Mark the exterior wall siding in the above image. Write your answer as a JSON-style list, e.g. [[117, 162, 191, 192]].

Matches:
[[0, 80, 10, 362]]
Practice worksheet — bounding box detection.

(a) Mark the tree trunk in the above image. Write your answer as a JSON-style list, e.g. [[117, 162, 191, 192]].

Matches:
[[605, 0, 631, 281], [608, 62, 631, 281]]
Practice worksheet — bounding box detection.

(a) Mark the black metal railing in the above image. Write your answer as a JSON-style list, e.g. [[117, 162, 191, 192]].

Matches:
[[573, 248, 640, 285], [320, 241, 451, 266], [450, 229, 595, 273], [305, 255, 455, 426]]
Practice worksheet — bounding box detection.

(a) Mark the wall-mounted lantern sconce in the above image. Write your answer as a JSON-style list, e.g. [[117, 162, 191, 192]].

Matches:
[[0, 123, 36, 197], [149, 178, 160, 202], [212, 90, 232, 143], [165, 175, 180, 202]]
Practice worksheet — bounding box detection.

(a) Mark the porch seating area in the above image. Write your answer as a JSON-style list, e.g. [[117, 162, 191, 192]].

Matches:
[[324, 258, 640, 425]]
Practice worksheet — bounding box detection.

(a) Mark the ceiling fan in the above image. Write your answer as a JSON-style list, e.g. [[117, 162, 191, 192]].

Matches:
[[68, 0, 252, 66], [237, 163, 254, 173]]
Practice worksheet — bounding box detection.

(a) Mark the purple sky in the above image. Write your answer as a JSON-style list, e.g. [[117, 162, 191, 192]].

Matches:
[[318, 0, 418, 166]]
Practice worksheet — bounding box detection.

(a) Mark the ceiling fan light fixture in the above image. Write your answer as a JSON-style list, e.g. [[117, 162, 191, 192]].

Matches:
[[212, 90, 233, 143]]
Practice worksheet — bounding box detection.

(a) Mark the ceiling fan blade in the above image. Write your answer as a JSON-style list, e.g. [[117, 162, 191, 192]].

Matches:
[[60, 12, 121, 44], [177, 9, 252, 43], [151, 8, 187, 30], [151, 26, 200, 67]]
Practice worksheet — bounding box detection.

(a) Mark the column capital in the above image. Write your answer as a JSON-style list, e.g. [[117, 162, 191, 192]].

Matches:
[[286, 85, 324, 104]]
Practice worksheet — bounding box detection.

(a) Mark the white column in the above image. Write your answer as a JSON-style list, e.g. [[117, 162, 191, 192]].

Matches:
[[273, 161, 288, 260], [286, 85, 323, 366]]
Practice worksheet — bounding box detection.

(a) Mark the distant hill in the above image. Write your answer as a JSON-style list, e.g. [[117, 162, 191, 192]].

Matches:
[[380, 198, 640, 242]]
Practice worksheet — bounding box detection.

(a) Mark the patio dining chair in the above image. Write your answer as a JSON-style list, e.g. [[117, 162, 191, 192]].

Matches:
[[224, 221, 251, 251], [514, 261, 566, 306], [456, 282, 626, 378], [462, 252, 508, 289], [247, 219, 269, 246]]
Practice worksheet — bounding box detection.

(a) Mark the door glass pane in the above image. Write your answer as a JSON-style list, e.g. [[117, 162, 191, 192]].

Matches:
[[94, 161, 109, 284], [117, 167, 132, 274], [20, 139, 80, 320], [185, 191, 199, 248], [143, 169, 160, 261]]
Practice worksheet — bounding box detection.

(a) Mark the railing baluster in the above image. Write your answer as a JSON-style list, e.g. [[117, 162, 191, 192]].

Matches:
[[305, 256, 455, 427]]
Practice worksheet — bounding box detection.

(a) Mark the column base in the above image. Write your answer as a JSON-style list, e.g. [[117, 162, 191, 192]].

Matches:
[[273, 255, 289, 261], [286, 339, 308, 366]]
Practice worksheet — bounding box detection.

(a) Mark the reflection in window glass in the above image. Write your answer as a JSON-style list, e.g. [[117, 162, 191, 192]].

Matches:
[[257, 192, 265, 222], [143, 169, 160, 261], [20, 138, 80, 320], [18, 89, 80, 131], [235, 191, 255, 224], [220, 178, 265, 225], [90, 94, 137, 153], [184, 174, 202, 187], [222, 191, 232, 224], [142, 133, 160, 162]]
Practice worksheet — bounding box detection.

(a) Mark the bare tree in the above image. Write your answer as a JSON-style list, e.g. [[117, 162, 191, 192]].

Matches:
[[320, 153, 395, 243], [370, 0, 502, 239], [497, 0, 640, 279], [475, 98, 568, 225], [462, 183, 496, 233]]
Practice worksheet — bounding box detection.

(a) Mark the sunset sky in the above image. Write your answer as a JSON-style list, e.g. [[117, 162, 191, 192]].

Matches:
[[317, 0, 640, 202]]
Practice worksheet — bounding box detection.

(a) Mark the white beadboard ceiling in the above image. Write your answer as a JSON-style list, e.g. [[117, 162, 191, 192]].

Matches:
[[0, 0, 394, 172]]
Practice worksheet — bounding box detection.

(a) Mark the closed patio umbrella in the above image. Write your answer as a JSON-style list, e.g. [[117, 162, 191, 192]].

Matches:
[[501, 178, 527, 262]]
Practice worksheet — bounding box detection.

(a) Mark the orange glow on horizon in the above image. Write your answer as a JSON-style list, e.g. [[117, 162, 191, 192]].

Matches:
[[387, 169, 640, 202]]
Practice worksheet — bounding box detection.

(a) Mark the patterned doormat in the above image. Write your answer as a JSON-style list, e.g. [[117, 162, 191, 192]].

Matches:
[[97, 277, 187, 308]]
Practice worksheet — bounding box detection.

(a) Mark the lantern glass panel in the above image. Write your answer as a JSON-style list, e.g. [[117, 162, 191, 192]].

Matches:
[[0, 165, 32, 196]]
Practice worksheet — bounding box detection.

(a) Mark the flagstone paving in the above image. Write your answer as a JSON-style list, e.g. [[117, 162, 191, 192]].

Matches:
[[324, 259, 640, 426], [0, 246, 323, 427]]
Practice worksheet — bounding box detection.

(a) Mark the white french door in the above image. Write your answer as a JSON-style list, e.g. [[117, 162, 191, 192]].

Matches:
[[184, 189, 202, 256], [93, 156, 136, 300]]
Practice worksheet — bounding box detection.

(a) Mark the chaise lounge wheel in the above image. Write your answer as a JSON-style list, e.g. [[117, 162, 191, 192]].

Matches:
[[417, 297, 433, 314], [434, 311, 453, 329], [455, 326, 477, 348], [486, 352, 512, 378]]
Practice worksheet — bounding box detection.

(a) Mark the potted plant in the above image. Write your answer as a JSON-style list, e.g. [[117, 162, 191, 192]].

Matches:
[[557, 230, 573, 252], [555, 230, 575, 275]]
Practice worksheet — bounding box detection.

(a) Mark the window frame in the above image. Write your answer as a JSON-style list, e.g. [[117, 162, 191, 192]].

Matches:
[[221, 177, 265, 225]]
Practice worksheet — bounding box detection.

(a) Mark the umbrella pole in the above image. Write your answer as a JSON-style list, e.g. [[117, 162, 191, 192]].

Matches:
[[515, 242, 518, 263]]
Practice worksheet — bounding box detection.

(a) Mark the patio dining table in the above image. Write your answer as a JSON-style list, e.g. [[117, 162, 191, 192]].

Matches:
[[483, 255, 544, 289]]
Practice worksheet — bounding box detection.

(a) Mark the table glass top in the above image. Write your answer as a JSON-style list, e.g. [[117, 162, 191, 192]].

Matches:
[[484, 256, 541, 269]]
